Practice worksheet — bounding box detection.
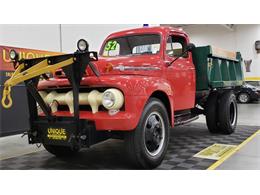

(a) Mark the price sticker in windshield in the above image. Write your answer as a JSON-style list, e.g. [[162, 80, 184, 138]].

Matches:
[[105, 40, 118, 51]]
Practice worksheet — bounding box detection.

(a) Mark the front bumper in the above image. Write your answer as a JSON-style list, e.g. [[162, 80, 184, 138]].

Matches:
[[252, 91, 260, 101], [255, 91, 260, 100], [29, 95, 147, 148], [39, 95, 147, 131], [29, 117, 110, 148]]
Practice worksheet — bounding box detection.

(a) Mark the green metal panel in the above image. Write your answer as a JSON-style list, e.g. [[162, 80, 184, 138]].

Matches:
[[191, 46, 244, 91]]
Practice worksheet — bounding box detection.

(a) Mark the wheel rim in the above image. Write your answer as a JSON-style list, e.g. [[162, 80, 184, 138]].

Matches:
[[239, 94, 249, 103], [230, 101, 237, 126], [144, 111, 165, 157]]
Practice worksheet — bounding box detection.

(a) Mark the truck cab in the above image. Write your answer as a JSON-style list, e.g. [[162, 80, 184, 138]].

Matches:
[[99, 27, 196, 111]]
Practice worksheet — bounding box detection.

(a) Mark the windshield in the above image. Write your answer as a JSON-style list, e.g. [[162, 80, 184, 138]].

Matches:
[[245, 83, 255, 88], [246, 81, 260, 88], [101, 34, 161, 57]]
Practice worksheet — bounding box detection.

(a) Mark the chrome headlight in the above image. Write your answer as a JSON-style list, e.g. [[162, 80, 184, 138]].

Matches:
[[77, 39, 89, 52], [9, 49, 18, 61], [102, 89, 124, 110]]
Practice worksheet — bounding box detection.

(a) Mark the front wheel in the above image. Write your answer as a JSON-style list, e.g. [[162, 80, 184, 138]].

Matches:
[[124, 98, 170, 169]]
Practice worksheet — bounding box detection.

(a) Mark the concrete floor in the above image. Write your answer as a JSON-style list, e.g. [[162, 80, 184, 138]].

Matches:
[[216, 132, 260, 170], [194, 101, 260, 170], [0, 101, 260, 169]]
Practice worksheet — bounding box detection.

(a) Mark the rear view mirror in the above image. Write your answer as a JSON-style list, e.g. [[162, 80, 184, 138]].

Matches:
[[167, 43, 196, 66], [187, 43, 196, 52]]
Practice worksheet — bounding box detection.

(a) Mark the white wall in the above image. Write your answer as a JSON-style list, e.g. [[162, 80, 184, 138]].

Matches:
[[182, 24, 260, 78], [0, 24, 60, 51], [61, 24, 141, 53], [235, 25, 260, 78], [183, 24, 236, 51], [0, 24, 142, 53]]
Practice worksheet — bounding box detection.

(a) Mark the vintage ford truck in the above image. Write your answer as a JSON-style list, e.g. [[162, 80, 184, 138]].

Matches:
[[1, 26, 243, 168]]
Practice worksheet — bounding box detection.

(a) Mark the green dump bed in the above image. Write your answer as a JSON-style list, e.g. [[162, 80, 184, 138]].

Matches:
[[192, 46, 244, 91]]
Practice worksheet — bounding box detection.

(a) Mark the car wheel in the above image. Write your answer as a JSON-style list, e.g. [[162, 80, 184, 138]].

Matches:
[[218, 91, 238, 134], [124, 98, 169, 169], [238, 93, 250, 103], [43, 144, 80, 157]]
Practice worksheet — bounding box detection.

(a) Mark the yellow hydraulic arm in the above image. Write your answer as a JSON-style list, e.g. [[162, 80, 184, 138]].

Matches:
[[1, 58, 74, 109]]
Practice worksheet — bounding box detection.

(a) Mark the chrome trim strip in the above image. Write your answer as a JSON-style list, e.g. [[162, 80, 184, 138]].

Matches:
[[113, 65, 160, 71]]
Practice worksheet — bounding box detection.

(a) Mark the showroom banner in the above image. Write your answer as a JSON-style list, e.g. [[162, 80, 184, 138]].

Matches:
[[0, 45, 61, 84], [0, 45, 61, 136]]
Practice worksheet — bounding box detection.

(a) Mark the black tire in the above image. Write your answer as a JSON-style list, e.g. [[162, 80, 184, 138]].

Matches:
[[124, 98, 170, 169], [205, 92, 219, 133], [218, 91, 238, 134], [238, 92, 250, 103], [43, 144, 80, 157]]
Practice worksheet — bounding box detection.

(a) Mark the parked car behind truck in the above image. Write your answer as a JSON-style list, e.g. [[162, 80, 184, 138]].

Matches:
[[2, 27, 244, 169], [235, 82, 260, 103]]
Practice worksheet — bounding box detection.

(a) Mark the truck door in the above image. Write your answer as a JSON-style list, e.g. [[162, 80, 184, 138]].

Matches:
[[165, 34, 196, 111]]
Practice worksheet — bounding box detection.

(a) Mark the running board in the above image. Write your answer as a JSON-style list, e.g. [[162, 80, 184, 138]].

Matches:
[[174, 114, 199, 126]]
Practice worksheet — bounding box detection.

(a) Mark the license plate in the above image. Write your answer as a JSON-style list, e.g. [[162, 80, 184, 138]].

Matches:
[[34, 118, 89, 146], [46, 127, 68, 141], [35, 120, 77, 145]]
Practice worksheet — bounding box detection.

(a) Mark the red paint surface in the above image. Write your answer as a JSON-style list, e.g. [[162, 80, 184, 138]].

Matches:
[[38, 27, 196, 131]]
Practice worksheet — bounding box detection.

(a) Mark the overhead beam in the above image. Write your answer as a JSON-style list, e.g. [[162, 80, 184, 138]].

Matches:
[[221, 24, 235, 31]]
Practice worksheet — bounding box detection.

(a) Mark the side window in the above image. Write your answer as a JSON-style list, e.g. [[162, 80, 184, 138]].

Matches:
[[132, 44, 160, 54], [166, 35, 188, 58]]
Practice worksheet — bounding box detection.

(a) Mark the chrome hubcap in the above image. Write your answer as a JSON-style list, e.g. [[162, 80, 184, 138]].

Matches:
[[144, 111, 165, 157], [239, 94, 249, 103]]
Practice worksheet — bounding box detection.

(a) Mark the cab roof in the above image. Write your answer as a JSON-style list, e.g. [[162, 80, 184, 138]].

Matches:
[[106, 26, 188, 40]]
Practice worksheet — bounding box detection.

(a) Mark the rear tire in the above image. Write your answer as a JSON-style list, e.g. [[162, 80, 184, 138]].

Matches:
[[124, 98, 169, 169], [218, 91, 238, 134], [205, 92, 219, 133], [43, 144, 80, 157]]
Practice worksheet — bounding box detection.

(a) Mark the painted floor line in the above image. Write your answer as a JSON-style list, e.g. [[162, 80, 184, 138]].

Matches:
[[207, 129, 260, 170]]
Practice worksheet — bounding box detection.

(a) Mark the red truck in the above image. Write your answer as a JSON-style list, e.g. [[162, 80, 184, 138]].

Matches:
[[2, 26, 243, 168]]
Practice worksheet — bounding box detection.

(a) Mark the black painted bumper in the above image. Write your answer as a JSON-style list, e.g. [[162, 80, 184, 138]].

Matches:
[[28, 117, 108, 148]]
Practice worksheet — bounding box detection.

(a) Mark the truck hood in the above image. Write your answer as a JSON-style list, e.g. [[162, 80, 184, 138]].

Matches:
[[87, 55, 162, 77]]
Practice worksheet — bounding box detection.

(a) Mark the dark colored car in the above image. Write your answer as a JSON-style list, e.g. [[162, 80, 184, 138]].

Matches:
[[246, 80, 260, 88], [235, 83, 260, 103]]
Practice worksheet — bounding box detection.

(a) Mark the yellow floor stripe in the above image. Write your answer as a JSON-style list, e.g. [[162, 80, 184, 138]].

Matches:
[[207, 129, 260, 170]]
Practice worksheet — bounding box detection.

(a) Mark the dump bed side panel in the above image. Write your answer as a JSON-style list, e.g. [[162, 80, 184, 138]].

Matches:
[[192, 46, 244, 91]]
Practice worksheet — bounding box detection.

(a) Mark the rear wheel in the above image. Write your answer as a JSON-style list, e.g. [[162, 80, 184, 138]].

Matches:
[[205, 91, 237, 134], [43, 144, 80, 157], [124, 98, 169, 169], [218, 91, 238, 134], [205, 92, 219, 133]]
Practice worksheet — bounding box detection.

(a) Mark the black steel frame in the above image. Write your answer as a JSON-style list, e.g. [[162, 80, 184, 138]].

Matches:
[[13, 51, 106, 148]]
